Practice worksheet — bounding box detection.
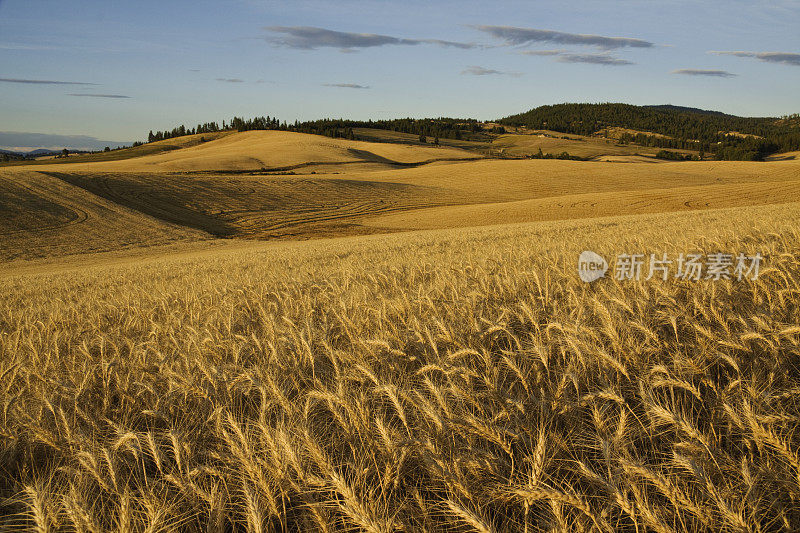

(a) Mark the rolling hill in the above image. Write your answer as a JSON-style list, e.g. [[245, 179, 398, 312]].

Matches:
[[0, 170, 207, 261], [489, 131, 698, 160], [2, 127, 799, 263], [0, 131, 232, 167], [22, 130, 478, 174]]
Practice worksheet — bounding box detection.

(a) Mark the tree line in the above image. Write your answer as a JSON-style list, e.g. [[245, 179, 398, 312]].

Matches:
[[293, 117, 487, 141], [145, 116, 485, 145], [147, 117, 289, 143]]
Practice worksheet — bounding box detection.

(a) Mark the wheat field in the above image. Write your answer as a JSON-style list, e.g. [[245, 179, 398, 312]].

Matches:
[[2, 202, 800, 531], [363, 178, 800, 230]]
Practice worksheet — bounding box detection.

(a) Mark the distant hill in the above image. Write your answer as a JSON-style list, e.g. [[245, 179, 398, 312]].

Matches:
[[0, 148, 88, 161], [0, 131, 132, 154], [0, 149, 26, 161], [498, 103, 800, 160], [26, 148, 64, 156], [1, 148, 85, 157]]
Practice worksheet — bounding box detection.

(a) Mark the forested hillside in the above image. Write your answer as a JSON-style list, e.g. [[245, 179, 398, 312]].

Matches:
[[499, 103, 800, 160]]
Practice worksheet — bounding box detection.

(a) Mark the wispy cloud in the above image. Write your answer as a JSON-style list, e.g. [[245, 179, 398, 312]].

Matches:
[[419, 39, 475, 50], [323, 83, 370, 89], [710, 50, 800, 66], [461, 65, 522, 77], [68, 93, 131, 98], [265, 26, 475, 52], [557, 53, 633, 65], [216, 78, 245, 83], [520, 50, 633, 66], [0, 77, 97, 85], [519, 49, 567, 56], [672, 68, 736, 78], [0, 43, 61, 51], [471, 26, 654, 50]]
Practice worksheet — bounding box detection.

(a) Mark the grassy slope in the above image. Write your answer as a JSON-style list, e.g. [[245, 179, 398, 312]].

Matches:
[[491, 132, 699, 160], [766, 150, 800, 161], [364, 178, 800, 230], [2, 203, 799, 530], [0, 131, 231, 168], [0, 170, 208, 261], [361, 158, 800, 230], [353, 127, 492, 153], [17, 130, 479, 174], [375, 158, 800, 195], [40, 170, 471, 241]]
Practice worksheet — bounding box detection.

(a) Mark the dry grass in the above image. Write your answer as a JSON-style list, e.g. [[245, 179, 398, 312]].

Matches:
[[491, 133, 697, 160], [1, 203, 799, 531], [21, 131, 478, 174], [362, 158, 800, 199], [766, 150, 800, 161], [364, 178, 800, 231], [595, 127, 673, 141], [352, 128, 491, 153]]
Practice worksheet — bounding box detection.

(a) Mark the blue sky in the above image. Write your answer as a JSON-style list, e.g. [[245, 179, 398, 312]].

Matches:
[[1, 0, 798, 149]]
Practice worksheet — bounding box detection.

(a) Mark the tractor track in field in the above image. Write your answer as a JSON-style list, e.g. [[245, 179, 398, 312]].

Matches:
[[41, 171, 471, 239], [191, 155, 484, 175], [0, 170, 207, 261], [0, 175, 90, 236]]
